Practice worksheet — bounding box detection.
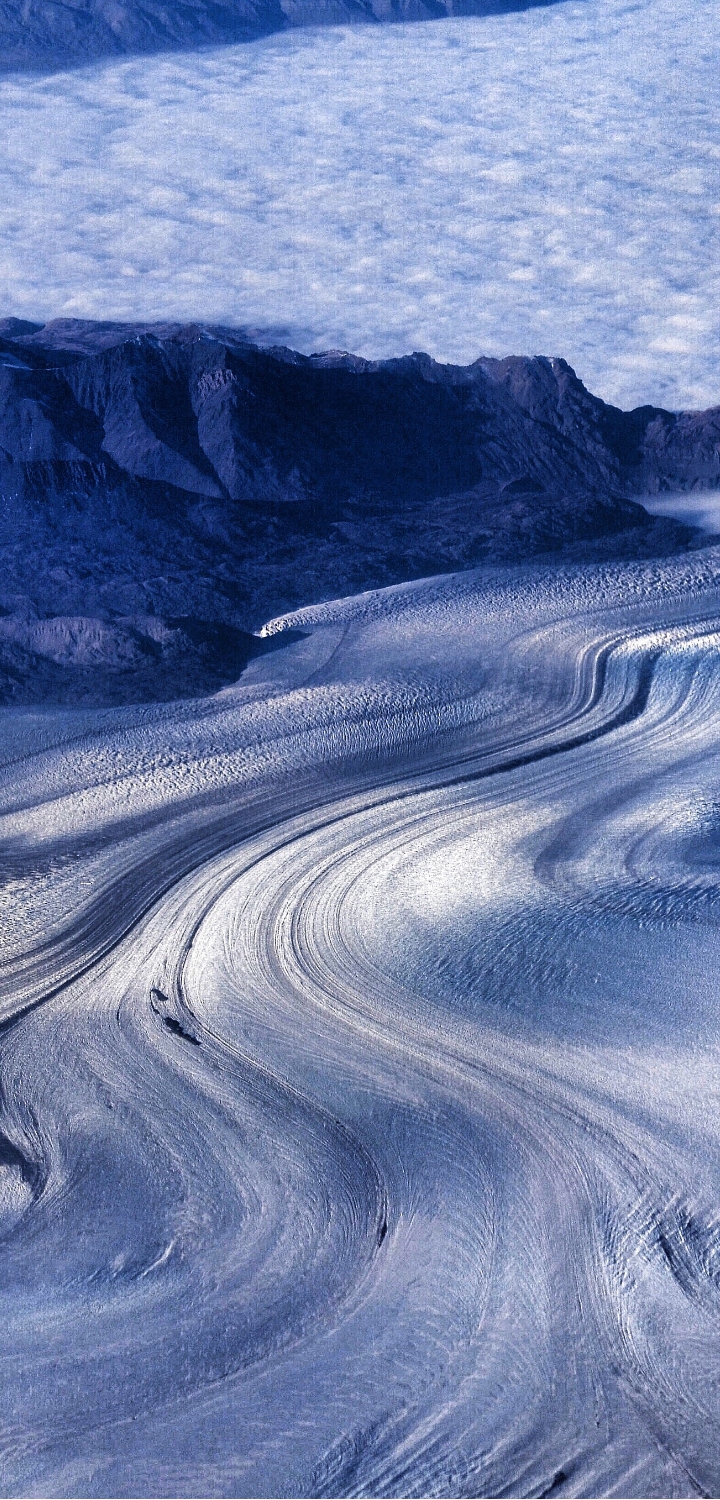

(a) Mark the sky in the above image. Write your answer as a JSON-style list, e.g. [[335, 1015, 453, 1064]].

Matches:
[[1, 0, 718, 409]]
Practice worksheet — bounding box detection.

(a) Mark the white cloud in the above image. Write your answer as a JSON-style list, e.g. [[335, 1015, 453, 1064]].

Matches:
[[0, 0, 718, 410]]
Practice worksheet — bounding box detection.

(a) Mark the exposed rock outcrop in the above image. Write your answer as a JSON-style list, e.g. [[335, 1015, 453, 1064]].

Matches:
[[0, 317, 717, 701], [0, 612, 267, 705]]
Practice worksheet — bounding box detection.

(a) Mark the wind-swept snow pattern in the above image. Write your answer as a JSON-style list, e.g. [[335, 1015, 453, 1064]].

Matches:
[[7, 551, 720, 1494]]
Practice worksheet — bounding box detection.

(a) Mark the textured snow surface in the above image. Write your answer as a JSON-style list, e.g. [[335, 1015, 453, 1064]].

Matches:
[[1, 0, 719, 409], [6, 552, 720, 1494]]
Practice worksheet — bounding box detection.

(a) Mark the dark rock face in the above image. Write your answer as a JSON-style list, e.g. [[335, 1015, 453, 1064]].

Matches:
[[0, 317, 717, 702], [0, 0, 567, 74], [0, 0, 286, 75], [0, 612, 269, 706]]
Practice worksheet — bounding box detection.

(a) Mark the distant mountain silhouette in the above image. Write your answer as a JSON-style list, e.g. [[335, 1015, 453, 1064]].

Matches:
[[0, 317, 717, 702], [0, 0, 571, 74]]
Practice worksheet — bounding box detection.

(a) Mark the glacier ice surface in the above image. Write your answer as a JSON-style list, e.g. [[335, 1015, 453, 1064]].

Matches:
[[4, 552, 720, 1494]]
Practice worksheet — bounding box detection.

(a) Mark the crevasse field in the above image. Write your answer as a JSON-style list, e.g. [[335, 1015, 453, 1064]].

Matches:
[[1, 0, 719, 409], [3, 0, 720, 1496]]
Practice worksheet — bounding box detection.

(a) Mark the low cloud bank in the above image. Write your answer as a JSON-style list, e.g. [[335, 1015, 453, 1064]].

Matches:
[[1, 0, 718, 410]]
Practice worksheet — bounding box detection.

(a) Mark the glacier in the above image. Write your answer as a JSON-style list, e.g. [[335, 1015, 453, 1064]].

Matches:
[[4, 550, 720, 1494]]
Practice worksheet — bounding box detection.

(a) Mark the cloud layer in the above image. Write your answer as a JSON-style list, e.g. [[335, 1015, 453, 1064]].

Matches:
[[1, 0, 718, 409]]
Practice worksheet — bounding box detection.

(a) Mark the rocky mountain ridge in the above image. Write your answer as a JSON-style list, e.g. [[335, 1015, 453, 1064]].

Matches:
[[0, 0, 566, 75], [0, 316, 718, 703]]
